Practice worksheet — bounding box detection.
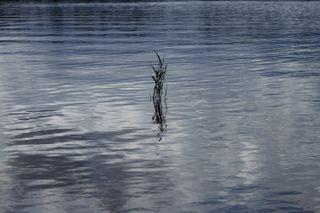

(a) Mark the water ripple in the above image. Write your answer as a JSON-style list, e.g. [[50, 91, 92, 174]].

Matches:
[[1, 1, 320, 213]]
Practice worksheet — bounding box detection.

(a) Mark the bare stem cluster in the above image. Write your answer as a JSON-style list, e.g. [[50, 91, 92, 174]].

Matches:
[[152, 51, 167, 133]]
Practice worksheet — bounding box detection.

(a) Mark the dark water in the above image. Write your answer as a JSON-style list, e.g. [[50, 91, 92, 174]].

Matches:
[[1, 1, 320, 212]]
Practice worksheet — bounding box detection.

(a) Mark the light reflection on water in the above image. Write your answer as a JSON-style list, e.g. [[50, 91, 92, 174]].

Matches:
[[1, 1, 320, 212]]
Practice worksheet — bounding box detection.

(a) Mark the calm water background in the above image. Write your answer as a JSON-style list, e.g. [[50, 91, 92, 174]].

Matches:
[[1, 1, 320, 212]]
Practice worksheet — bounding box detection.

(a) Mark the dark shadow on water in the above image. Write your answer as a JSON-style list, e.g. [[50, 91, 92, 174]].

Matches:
[[10, 129, 150, 145], [6, 127, 174, 212]]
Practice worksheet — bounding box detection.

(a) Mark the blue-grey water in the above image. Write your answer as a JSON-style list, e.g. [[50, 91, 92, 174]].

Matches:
[[1, 1, 320, 212]]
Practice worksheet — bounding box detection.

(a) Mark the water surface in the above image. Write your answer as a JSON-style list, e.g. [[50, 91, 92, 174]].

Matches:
[[1, 1, 320, 212]]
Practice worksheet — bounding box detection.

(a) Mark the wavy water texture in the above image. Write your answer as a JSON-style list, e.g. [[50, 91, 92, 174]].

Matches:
[[1, 1, 320, 212]]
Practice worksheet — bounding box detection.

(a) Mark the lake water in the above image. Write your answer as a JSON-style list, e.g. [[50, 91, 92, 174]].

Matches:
[[1, 1, 320, 212]]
